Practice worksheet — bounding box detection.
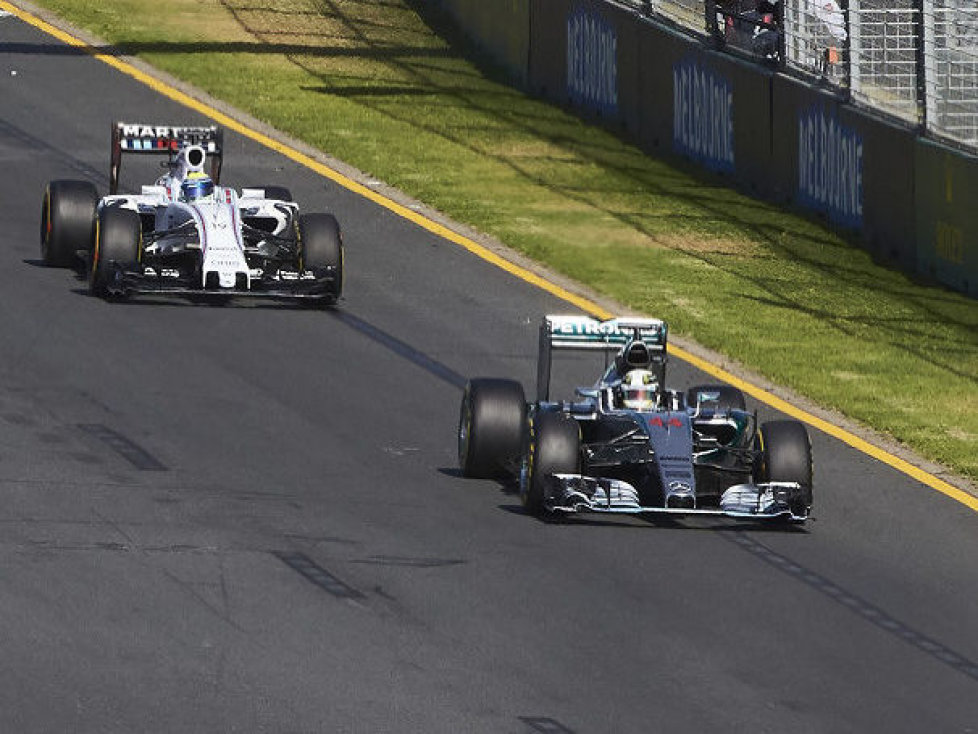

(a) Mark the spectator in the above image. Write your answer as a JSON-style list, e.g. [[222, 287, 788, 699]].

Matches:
[[805, 0, 846, 76], [749, 0, 781, 60], [716, 1, 780, 61], [715, 0, 748, 46]]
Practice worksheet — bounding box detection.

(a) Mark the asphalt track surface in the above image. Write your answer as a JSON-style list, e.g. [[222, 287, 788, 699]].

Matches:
[[1, 13, 977, 734]]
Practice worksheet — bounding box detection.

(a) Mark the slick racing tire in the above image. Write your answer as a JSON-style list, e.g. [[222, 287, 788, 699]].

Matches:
[[258, 185, 293, 202], [458, 378, 526, 479], [686, 384, 746, 413], [754, 420, 813, 516], [40, 180, 98, 268], [298, 213, 343, 303], [90, 206, 141, 298], [522, 412, 580, 517]]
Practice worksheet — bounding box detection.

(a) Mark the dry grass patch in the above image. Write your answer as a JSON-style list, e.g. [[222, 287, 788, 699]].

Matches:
[[948, 428, 977, 443], [831, 371, 868, 382], [653, 232, 763, 257], [488, 140, 584, 162], [110, 0, 248, 41]]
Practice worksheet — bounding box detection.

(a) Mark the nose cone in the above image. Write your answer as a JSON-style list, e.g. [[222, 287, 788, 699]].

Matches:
[[643, 411, 696, 507]]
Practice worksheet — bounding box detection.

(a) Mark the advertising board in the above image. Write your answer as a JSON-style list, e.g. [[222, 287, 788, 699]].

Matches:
[[916, 140, 978, 295]]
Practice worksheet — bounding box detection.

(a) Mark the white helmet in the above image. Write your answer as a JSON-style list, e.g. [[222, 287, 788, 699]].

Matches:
[[618, 369, 659, 411]]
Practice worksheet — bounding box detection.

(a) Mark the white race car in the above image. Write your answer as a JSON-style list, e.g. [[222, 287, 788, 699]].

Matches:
[[40, 121, 343, 304]]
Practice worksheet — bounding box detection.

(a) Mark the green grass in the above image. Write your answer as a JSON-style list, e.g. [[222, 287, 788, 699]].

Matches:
[[34, 0, 978, 483]]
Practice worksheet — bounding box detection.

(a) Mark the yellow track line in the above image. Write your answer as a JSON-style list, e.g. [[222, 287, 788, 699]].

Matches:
[[4, 0, 975, 512]]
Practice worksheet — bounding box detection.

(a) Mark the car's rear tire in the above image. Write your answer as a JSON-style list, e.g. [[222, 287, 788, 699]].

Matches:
[[40, 180, 97, 268], [754, 420, 813, 515], [686, 384, 746, 413], [298, 213, 343, 303], [90, 207, 141, 298], [522, 412, 580, 516], [458, 378, 526, 479], [259, 185, 293, 202]]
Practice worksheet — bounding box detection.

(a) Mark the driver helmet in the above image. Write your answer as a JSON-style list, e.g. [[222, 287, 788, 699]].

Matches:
[[180, 172, 215, 202], [618, 369, 659, 411]]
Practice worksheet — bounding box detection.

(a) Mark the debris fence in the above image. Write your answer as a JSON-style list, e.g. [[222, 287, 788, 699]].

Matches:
[[621, 0, 978, 149]]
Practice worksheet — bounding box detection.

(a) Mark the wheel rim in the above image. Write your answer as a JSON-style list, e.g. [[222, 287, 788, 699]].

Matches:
[[89, 218, 102, 290], [40, 189, 52, 260], [518, 454, 531, 504], [519, 419, 535, 506], [457, 394, 472, 469]]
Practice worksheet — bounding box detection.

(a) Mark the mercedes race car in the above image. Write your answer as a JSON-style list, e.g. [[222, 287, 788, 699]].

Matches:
[[458, 315, 814, 522], [40, 121, 343, 304]]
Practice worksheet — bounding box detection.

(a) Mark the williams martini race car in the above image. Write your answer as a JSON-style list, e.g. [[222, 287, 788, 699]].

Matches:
[[458, 315, 814, 522], [40, 121, 343, 304]]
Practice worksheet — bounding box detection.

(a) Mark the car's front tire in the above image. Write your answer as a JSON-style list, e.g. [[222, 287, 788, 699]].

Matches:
[[458, 378, 526, 479], [521, 412, 580, 516], [298, 213, 343, 303], [754, 419, 813, 515], [40, 180, 97, 268], [90, 207, 141, 298]]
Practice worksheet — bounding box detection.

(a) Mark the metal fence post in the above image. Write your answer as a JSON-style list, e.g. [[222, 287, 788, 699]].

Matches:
[[848, 0, 861, 94], [705, 1, 716, 37], [919, 0, 937, 132], [776, 0, 786, 67], [797, 0, 810, 69]]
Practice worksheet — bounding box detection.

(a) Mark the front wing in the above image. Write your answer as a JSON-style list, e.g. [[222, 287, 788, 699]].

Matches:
[[98, 260, 340, 302], [547, 474, 809, 522]]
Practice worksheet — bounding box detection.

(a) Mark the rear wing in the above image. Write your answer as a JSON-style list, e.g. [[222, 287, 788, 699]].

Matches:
[[109, 121, 224, 194], [537, 314, 668, 401]]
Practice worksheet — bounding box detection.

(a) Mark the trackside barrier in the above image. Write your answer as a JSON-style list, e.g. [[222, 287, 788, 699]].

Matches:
[[839, 106, 918, 266], [433, 0, 978, 296], [916, 140, 978, 296], [528, 0, 570, 103], [428, 0, 530, 85], [526, 0, 647, 137], [531, 1, 776, 193], [669, 53, 739, 175], [602, 0, 643, 136], [637, 22, 699, 153], [676, 48, 776, 194], [772, 74, 917, 263]]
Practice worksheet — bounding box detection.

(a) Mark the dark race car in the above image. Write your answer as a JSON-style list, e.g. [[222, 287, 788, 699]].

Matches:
[[458, 315, 813, 522]]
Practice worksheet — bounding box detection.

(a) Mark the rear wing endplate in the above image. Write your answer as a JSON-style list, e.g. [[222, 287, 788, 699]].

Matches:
[[110, 121, 224, 194], [537, 314, 668, 401]]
